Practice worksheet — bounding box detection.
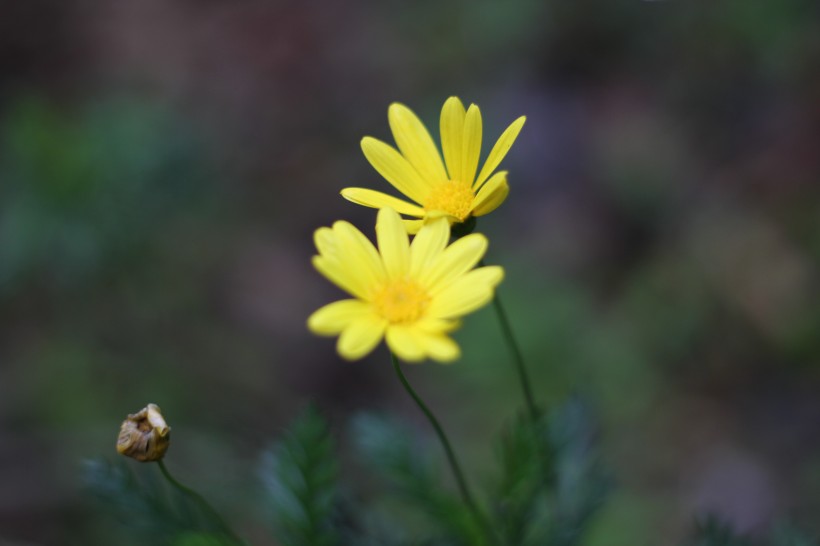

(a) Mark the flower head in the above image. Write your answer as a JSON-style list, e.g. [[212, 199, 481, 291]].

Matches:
[[342, 97, 526, 234], [308, 207, 504, 363], [116, 403, 171, 462]]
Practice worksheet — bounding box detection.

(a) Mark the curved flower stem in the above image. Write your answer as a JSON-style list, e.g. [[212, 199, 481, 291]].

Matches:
[[390, 353, 498, 544], [491, 291, 539, 421], [479, 259, 539, 421], [157, 460, 244, 545]]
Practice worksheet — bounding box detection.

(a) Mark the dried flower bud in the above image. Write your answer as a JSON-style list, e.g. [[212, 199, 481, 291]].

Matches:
[[116, 403, 171, 462]]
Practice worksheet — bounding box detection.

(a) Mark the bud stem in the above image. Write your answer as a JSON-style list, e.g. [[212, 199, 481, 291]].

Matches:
[[157, 460, 244, 545]]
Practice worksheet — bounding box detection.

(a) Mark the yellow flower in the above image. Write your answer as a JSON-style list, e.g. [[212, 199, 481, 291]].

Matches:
[[308, 207, 504, 363], [341, 97, 526, 234]]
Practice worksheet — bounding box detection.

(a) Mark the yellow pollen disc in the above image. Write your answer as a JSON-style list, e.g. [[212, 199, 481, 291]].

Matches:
[[423, 180, 474, 221], [373, 279, 430, 324]]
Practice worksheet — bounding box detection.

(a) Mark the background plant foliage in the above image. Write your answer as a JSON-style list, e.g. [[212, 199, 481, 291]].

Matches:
[[85, 403, 818, 545]]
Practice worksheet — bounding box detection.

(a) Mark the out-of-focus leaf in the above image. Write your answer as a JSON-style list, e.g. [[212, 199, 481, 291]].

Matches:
[[769, 523, 818, 546], [490, 411, 551, 546], [681, 516, 754, 546], [259, 406, 341, 546], [534, 397, 612, 546], [83, 458, 240, 546], [350, 413, 485, 546]]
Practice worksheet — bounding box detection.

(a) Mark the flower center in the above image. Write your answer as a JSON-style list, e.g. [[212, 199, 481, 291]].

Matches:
[[372, 278, 430, 323], [423, 180, 474, 221]]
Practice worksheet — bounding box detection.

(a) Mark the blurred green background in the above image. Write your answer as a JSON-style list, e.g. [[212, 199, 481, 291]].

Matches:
[[1, 0, 819, 544]]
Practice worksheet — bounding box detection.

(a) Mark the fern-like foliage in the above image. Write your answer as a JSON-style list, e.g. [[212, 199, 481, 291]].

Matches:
[[88, 402, 819, 546], [350, 413, 485, 546], [489, 397, 611, 546], [543, 397, 612, 545], [259, 406, 342, 546], [492, 411, 550, 546], [769, 523, 819, 546], [84, 459, 240, 546], [681, 517, 818, 546], [682, 516, 755, 546]]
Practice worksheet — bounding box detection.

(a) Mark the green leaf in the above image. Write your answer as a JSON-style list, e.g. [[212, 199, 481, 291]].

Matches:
[[681, 516, 754, 546], [545, 397, 612, 545], [350, 413, 485, 546], [83, 458, 239, 546], [495, 397, 611, 546], [259, 406, 341, 546], [491, 411, 551, 545], [770, 523, 818, 546]]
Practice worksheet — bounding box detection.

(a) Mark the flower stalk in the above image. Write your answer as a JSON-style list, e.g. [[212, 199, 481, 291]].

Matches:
[[490, 289, 539, 421], [390, 352, 498, 545], [156, 460, 244, 545]]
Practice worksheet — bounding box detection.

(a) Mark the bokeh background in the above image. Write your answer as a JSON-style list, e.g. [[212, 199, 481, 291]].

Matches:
[[2, 0, 819, 544]]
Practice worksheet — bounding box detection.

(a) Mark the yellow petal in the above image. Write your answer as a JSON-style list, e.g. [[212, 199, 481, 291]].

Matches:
[[474, 116, 526, 190], [417, 332, 460, 363], [421, 233, 488, 293], [361, 137, 430, 203], [337, 313, 387, 360], [376, 208, 410, 279], [415, 316, 462, 334], [409, 217, 449, 279], [403, 219, 425, 234], [333, 221, 386, 293], [388, 103, 448, 185], [471, 171, 509, 217], [427, 266, 504, 319], [308, 299, 373, 335], [312, 255, 369, 300], [385, 325, 426, 362], [440, 97, 466, 181], [341, 188, 426, 217], [314, 227, 336, 257], [460, 104, 482, 186]]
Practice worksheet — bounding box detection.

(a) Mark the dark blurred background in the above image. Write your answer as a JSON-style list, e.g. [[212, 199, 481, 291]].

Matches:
[[1, 0, 819, 544]]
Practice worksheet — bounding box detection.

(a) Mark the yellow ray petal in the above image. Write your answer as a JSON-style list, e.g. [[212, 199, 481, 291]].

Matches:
[[337, 313, 387, 360], [403, 219, 425, 234], [312, 255, 369, 300], [421, 233, 488, 293], [314, 227, 336, 257], [460, 104, 483, 186], [471, 171, 509, 217], [427, 266, 504, 319], [388, 103, 448, 185], [440, 97, 466, 181], [333, 221, 386, 292], [415, 316, 462, 334], [385, 325, 426, 362], [474, 116, 526, 190], [361, 137, 431, 203], [341, 188, 425, 217], [417, 332, 460, 363], [409, 217, 449, 279], [308, 299, 373, 335], [376, 208, 410, 279]]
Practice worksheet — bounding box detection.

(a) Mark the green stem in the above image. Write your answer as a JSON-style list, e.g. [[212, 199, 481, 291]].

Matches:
[[490, 289, 539, 421], [390, 352, 498, 545], [157, 459, 244, 545], [473, 255, 538, 421]]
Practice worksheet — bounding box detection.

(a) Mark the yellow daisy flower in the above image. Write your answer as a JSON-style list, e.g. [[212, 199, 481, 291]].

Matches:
[[341, 97, 526, 234], [308, 207, 504, 363]]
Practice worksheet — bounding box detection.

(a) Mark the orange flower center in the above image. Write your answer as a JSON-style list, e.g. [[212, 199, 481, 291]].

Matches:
[[373, 278, 430, 323], [423, 180, 474, 221]]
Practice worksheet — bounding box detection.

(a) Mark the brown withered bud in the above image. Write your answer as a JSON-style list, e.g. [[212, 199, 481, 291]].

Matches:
[[116, 403, 171, 462]]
